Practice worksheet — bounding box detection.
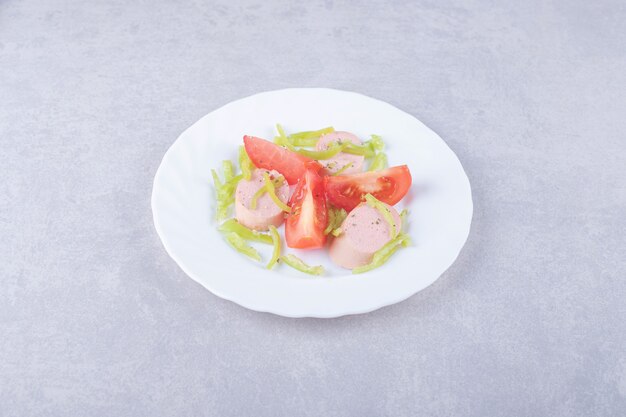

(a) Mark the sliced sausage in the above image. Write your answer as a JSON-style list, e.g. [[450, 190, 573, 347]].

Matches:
[[235, 169, 290, 231], [329, 202, 402, 269], [316, 131, 364, 175]]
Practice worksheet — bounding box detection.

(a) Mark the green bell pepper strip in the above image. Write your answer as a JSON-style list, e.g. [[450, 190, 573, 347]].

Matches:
[[281, 254, 325, 276], [342, 143, 375, 158], [324, 209, 335, 235], [342, 134, 385, 158], [249, 186, 267, 210], [250, 174, 287, 211], [218, 219, 273, 244], [222, 160, 235, 182], [324, 207, 348, 235], [263, 172, 291, 212], [273, 125, 335, 147], [364, 193, 397, 238], [273, 123, 289, 145], [369, 134, 385, 151], [332, 162, 354, 176], [267, 225, 281, 269], [399, 209, 409, 232], [352, 233, 411, 274], [284, 141, 346, 160], [287, 136, 318, 147], [274, 124, 343, 159], [239, 146, 254, 181], [211, 167, 241, 221], [288, 126, 334, 147], [211, 169, 223, 188], [215, 203, 228, 221], [368, 152, 388, 171], [224, 232, 261, 261]]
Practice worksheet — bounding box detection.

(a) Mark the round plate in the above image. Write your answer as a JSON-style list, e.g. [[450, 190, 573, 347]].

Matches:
[[152, 88, 472, 318]]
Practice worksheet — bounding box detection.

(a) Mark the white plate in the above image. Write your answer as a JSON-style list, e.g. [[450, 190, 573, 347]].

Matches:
[[152, 88, 472, 318]]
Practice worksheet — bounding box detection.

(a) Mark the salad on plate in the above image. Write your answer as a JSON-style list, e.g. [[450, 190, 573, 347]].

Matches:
[[212, 125, 413, 275]]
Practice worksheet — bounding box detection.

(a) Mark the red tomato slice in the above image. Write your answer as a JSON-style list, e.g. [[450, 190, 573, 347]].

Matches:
[[285, 162, 328, 249], [324, 165, 412, 211], [243, 135, 311, 185]]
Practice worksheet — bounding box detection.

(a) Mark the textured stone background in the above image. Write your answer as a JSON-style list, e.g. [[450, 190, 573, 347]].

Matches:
[[1, 0, 625, 416]]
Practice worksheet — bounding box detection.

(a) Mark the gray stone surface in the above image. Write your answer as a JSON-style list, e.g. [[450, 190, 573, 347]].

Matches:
[[1, 0, 625, 415]]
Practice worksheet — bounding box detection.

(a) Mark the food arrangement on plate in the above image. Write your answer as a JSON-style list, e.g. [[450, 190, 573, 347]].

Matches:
[[211, 125, 413, 276], [153, 88, 472, 316]]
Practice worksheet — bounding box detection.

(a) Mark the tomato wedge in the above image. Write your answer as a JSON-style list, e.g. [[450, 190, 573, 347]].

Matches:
[[243, 135, 311, 185], [285, 162, 328, 249], [324, 165, 412, 211]]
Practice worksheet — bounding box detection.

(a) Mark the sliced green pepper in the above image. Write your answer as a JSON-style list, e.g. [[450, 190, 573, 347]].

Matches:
[[343, 134, 385, 158], [286, 136, 317, 147], [250, 186, 267, 210], [271, 175, 285, 188], [281, 254, 325, 276], [222, 160, 235, 182], [212, 167, 241, 221], [324, 209, 336, 235], [368, 152, 388, 171], [239, 146, 254, 181], [352, 233, 411, 274], [274, 123, 289, 145], [342, 142, 376, 158], [332, 162, 354, 176], [364, 193, 397, 238], [224, 232, 261, 261], [288, 126, 334, 146], [215, 204, 228, 221], [267, 225, 281, 269], [263, 172, 291, 212], [211, 169, 222, 188], [218, 219, 273, 244], [287, 141, 346, 160], [399, 209, 409, 232], [369, 134, 385, 151], [324, 207, 348, 235]]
